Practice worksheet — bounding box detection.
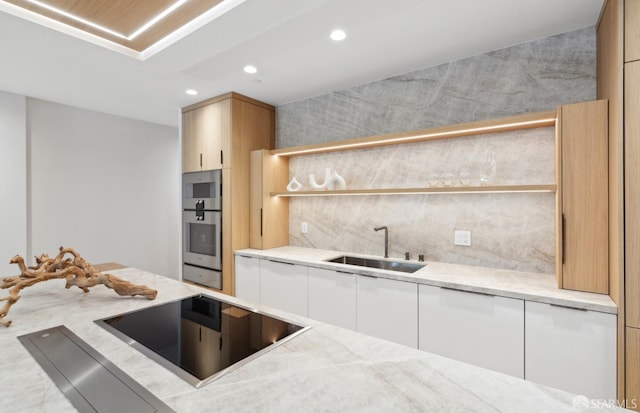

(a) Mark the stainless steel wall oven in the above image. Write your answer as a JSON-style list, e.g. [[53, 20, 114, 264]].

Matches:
[[182, 170, 222, 289]]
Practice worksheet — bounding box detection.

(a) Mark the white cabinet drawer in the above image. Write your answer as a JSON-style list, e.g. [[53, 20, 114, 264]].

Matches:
[[357, 275, 418, 348], [234, 255, 260, 303], [525, 301, 616, 399], [259, 259, 308, 316], [418, 284, 524, 378], [308, 267, 356, 330]]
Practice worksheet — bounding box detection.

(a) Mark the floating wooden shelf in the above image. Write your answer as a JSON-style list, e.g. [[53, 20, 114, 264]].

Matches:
[[271, 184, 557, 197], [271, 110, 557, 157]]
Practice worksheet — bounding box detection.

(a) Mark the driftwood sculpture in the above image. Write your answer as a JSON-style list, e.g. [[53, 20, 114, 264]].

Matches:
[[0, 246, 157, 327]]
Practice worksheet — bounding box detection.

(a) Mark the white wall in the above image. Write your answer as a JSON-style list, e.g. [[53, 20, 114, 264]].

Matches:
[[0, 92, 27, 276], [28, 98, 180, 278]]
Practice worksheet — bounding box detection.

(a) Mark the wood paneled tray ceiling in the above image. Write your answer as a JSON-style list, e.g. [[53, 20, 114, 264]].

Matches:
[[2, 0, 225, 53]]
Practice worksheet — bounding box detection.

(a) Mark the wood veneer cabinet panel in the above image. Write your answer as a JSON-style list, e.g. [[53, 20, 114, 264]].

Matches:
[[626, 61, 640, 327], [560, 100, 609, 294], [627, 0, 640, 62], [181, 108, 201, 173], [597, 0, 625, 400], [225, 99, 275, 295], [627, 327, 640, 410], [181, 103, 224, 173], [250, 150, 289, 249], [598, 0, 624, 303]]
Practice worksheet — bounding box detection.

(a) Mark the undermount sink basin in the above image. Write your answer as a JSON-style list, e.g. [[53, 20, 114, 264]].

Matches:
[[326, 255, 425, 273]]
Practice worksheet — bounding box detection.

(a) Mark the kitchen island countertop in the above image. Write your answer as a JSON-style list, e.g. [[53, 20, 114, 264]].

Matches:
[[235, 246, 617, 314], [0, 267, 626, 412]]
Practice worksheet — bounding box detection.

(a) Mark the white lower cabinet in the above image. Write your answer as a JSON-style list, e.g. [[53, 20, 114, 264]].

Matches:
[[307, 267, 357, 330], [524, 301, 616, 399], [234, 255, 260, 303], [259, 259, 308, 316], [356, 274, 418, 348], [418, 284, 525, 378]]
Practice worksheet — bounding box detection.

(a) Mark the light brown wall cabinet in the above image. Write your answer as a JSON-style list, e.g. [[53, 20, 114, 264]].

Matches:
[[557, 100, 609, 294], [182, 101, 228, 172], [625, 59, 640, 411], [182, 93, 275, 296], [626, 61, 640, 327], [626, 0, 640, 62]]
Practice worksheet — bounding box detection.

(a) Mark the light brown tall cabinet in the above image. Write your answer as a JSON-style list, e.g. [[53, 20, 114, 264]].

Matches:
[[249, 149, 289, 249], [556, 100, 609, 294], [182, 92, 275, 296], [598, 0, 640, 407]]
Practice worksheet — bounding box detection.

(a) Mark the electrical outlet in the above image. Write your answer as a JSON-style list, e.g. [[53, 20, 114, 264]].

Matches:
[[301, 222, 309, 234], [454, 230, 471, 246]]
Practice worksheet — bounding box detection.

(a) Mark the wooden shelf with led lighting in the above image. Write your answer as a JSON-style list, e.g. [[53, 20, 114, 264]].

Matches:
[[270, 184, 557, 197], [270, 110, 557, 157]]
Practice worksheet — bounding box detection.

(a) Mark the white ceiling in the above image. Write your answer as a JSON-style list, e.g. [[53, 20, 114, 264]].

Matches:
[[0, 0, 604, 127]]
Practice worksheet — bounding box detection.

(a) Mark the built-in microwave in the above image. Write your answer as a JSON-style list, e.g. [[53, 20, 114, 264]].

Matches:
[[183, 209, 222, 271], [183, 170, 221, 211]]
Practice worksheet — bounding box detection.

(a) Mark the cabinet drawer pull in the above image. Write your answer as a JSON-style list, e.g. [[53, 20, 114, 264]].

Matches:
[[266, 259, 295, 266], [561, 213, 566, 264], [439, 286, 495, 297], [358, 273, 377, 279], [549, 303, 588, 311], [335, 270, 354, 275]]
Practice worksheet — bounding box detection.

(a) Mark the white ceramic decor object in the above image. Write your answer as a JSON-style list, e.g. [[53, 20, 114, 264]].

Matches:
[[327, 170, 346, 190], [309, 168, 331, 190], [286, 177, 302, 192]]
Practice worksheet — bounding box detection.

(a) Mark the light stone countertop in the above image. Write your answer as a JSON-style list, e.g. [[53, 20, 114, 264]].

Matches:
[[0, 267, 628, 412], [235, 246, 617, 314]]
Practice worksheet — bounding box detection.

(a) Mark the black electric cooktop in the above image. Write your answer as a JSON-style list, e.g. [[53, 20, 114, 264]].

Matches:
[[96, 294, 309, 388]]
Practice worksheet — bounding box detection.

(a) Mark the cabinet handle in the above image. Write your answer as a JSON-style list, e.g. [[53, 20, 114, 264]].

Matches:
[[358, 273, 377, 279], [199, 153, 203, 168], [260, 208, 263, 237], [561, 213, 566, 264], [220, 150, 224, 165], [440, 286, 495, 297], [335, 270, 354, 275], [266, 259, 295, 265], [550, 303, 588, 311]]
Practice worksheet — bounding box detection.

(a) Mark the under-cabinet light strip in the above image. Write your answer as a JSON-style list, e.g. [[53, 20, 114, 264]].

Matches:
[[272, 187, 557, 197], [274, 117, 556, 157], [22, 0, 187, 40]]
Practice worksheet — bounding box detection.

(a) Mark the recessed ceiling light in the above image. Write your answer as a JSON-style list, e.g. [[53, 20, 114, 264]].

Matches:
[[330, 29, 346, 41], [185, 89, 198, 95], [243, 65, 257, 74]]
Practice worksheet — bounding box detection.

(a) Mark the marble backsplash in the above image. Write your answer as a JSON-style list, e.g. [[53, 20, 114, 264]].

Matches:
[[276, 27, 595, 148], [288, 127, 556, 274]]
